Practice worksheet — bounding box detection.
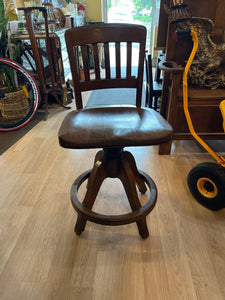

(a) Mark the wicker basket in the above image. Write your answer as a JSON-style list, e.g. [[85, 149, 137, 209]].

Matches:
[[0, 89, 30, 120]]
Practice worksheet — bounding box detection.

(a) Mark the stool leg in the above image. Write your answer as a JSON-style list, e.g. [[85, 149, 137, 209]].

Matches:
[[75, 152, 107, 235], [86, 150, 104, 190], [123, 151, 147, 194], [75, 215, 88, 235], [118, 158, 149, 239]]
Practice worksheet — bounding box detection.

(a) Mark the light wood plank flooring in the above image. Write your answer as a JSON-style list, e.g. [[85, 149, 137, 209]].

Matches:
[[0, 101, 224, 300]]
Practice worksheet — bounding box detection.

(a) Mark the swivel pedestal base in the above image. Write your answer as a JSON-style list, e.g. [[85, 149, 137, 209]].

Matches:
[[70, 148, 157, 239]]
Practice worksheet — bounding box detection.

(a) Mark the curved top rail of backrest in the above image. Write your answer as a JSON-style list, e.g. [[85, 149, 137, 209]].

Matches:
[[65, 23, 146, 109], [66, 23, 146, 45]]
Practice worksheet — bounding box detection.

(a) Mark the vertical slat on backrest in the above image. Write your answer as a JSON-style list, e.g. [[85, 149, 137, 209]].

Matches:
[[126, 42, 132, 78], [136, 41, 145, 107], [92, 43, 100, 80], [81, 45, 90, 81], [115, 42, 121, 78], [104, 42, 110, 79], [66, 40, 83, 109]]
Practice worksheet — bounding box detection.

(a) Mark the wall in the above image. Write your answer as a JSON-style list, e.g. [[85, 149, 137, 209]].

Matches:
[[85, 0, 103, 22], [59, 0, 103, 22]]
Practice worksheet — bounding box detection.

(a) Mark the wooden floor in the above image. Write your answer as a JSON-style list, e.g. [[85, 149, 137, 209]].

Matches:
[[0, 100, 225, 300]]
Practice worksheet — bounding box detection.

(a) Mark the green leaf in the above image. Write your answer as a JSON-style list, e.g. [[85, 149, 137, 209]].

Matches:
[[0, 0, 5, 21]]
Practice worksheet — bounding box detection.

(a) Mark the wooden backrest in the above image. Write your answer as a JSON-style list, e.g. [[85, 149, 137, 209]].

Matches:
[[65, 23, 146, 109]]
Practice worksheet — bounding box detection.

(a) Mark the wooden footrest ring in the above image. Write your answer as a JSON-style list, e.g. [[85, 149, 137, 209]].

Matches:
[[70, 169, 157, 226]]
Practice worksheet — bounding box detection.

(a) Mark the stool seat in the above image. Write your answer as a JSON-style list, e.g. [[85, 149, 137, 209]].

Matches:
[[58, 105, 172, 149]]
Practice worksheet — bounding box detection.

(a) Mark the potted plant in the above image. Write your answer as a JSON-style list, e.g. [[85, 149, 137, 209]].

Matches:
[[0, 0, 17, 93], [0, 0, 8, 56]]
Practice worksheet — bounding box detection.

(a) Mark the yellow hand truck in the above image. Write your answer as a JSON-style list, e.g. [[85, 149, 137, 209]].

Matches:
[[178, 28, 225, 210]]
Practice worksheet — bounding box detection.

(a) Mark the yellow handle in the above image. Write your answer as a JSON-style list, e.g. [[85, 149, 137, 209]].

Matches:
[[183, 30, 225, 166], [219, 100, 225, 132], [22, 85, 29, 98]]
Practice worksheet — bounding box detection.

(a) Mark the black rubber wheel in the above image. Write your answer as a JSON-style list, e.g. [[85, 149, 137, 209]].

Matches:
[[187, 162, 225, 210]]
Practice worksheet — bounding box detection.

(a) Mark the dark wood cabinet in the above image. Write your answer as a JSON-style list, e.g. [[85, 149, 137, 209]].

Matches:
[[157, 0, 225, 154]]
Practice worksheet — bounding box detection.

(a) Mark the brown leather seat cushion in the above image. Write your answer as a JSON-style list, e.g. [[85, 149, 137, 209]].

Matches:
[[58, 105, 172, 149]]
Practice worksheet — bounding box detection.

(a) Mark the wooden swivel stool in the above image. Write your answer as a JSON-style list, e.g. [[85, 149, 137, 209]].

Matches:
[[58, 24, 172, 238]]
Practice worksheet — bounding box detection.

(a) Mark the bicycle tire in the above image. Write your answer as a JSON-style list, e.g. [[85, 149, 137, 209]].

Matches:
[[0, 57, 40, 131]]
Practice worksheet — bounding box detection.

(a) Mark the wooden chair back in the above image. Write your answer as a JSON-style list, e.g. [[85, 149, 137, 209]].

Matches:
[[65, 23, 146, 109]]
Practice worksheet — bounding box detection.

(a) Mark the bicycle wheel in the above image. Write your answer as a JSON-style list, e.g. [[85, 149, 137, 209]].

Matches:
[[0, 57, 40, 131]]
